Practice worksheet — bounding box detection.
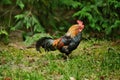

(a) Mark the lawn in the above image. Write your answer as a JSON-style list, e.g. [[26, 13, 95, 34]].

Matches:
[[0, 39, 120, 80]]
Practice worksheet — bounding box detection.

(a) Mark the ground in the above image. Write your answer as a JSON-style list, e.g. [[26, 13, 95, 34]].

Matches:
[[0, 33, 120, 80]]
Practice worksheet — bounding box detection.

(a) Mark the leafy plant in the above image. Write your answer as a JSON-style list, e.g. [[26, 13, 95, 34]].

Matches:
[[0, 28, 9, 44], [12, 11, 45, 45], [0, 0, 120, 45], [73, 0, 120, 37], [13, 11, 44, 33]]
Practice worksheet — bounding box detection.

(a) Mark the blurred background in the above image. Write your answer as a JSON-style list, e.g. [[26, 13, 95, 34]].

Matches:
[[0, 0, 120, 45]]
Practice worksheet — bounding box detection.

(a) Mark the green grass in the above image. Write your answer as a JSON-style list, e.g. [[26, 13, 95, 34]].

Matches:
[[0, 39, 120, 80]]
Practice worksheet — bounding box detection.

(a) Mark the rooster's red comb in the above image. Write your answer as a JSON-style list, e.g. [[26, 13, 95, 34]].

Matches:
[[77, 20, 83, 24], [77, 20, 84, 29]]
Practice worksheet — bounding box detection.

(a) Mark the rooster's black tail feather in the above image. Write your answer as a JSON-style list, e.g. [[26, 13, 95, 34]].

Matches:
[[36, 37, 55, 52]]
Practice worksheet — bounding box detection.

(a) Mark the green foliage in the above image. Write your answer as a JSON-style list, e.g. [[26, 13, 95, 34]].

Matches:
[[59, 0, 81, 8], [16, 0, 25, 10], [0, 0, 120, 45], [73, 0, 120, 36], [12, 11, 45, 45], [0, 27, 9, 44], [0, 29, 8, 36], [13, 11, 44, 33], [1, 0, 12, 4]]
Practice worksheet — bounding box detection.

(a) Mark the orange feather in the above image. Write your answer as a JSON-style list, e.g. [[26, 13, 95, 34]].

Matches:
[[66, 24, 80, 38]]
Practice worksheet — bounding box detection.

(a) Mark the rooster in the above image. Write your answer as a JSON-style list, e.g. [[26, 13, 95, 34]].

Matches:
[[36, 20, 84, 55]]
